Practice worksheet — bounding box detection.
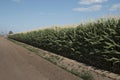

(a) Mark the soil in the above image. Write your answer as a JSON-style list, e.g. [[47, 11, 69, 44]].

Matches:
[[0, 37, 81, 80]]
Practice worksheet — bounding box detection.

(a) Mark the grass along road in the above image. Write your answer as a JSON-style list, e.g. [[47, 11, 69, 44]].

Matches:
[[10, 38, 120, 80]]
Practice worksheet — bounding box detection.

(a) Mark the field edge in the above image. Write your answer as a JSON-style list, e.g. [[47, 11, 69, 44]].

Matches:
[[8, 38, 120, 80]]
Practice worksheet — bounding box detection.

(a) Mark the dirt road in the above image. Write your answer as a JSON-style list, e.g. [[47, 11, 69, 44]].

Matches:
[[0, 37, 81, 80]]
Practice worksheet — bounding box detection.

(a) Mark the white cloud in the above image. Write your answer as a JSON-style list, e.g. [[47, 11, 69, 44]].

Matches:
[[11, 0, 21, 3], [73, 5, 102, 12], [109, 3, 120, 11], [79, 0, 108, 5]]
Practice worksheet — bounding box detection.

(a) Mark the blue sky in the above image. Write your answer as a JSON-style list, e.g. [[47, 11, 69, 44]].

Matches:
[[0, 0, 120, 34]]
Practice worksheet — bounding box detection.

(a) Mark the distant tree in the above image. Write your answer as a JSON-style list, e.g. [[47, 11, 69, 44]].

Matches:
[[9, 31, 13, 34]]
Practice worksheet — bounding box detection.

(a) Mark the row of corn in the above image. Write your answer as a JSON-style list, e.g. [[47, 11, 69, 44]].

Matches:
[[8, 17, 120, 74]]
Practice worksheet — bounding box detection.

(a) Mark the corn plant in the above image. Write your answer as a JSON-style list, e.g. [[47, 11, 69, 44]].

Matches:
[[8, 17, 120, 74]]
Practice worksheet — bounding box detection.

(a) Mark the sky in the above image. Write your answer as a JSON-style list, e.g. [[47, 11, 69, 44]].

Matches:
[[0, 0, 120, 34]]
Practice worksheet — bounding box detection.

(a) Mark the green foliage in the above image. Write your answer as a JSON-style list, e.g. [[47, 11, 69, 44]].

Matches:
[[8, 31, 13, 34], [8, 17, 120, 74], [80, 71, 94, 80]]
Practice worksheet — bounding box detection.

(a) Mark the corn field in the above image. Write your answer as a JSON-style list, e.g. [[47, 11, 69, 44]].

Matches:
[[8, 17, 120, 74]]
